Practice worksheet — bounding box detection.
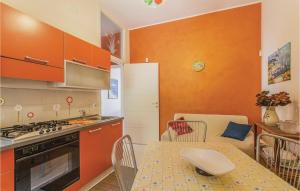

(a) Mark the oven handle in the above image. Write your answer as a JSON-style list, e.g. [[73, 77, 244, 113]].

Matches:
[[15, 140, 79, 162]]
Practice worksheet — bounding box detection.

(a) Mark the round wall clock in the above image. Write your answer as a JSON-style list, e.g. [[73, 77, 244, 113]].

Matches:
[[192, 61, 205, 72]]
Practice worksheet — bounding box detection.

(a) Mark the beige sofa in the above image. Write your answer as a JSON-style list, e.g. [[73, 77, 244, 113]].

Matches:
[[161, 113, 254, 157]]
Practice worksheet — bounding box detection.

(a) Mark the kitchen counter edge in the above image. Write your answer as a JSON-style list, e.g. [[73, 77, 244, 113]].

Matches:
[[0, 117, 124, 151]]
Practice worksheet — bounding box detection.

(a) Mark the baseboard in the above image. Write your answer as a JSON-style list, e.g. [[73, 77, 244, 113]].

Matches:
[[79, 167, 115, 191]]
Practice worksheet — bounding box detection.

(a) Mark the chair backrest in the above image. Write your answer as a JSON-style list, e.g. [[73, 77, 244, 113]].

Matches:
[[112, 135, 138, 191], [167, 120, 207, 142], [174, 113, 248, 138], [256, 133, 300, 189]]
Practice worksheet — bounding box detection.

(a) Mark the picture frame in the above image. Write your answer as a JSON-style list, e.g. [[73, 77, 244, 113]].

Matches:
[[268, 42, 291, 85], [108, 79, 118, 99]]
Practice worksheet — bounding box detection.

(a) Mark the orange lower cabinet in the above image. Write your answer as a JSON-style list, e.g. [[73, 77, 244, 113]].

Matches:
[[78, 120, 123, 189], [64, 180, 81, 191], [104, 121, 123, 167], [0, 171, 14, 191], [111, 121, 123, 141], [0, 149, 14, 174], [80, 125, 108, 186], [0, 149, 14, 191]]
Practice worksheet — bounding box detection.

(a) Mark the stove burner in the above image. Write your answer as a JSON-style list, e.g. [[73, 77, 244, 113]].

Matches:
[[0, 120, 71, 139]]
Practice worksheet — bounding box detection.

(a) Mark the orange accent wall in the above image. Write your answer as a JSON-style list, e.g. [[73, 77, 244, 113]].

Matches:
[[130, 4, 261, 135]]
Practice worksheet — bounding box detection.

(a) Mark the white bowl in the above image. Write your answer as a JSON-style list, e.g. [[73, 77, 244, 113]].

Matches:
[[180, 148, 235, 176]]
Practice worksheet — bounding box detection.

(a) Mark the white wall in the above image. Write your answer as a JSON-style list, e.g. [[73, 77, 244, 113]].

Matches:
[[261, 0, 300, 122], [1, 0, 101, 46], [101, 67, 122, 116]]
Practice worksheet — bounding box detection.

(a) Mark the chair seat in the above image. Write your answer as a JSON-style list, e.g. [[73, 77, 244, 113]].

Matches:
[[112, 135, 138, 191], [119, 166, 137, 191]]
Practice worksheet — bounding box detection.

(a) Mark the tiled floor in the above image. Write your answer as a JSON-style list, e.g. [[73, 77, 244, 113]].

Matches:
[[89, 173, 120, 191]]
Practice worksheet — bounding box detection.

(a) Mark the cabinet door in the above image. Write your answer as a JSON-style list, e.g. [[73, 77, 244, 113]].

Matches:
[[63, 180, 81, 191], [103, 121, 123, 168], [0, 149, 14, 191], [1, 57, 64, 82], [0, 172, 14, 191], [80, 125, 108, 185], [111, 121, 123, 141], [1, 3, 64, 68], [91, 46, 111, 70], [64, 33, 92, 65]]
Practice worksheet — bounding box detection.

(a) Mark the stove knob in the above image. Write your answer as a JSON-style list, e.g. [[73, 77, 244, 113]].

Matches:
[[58, 126, 62, 130], [52, 127, 56, 131], [46, 128, 50, 133], [39, 130, 44, 134]]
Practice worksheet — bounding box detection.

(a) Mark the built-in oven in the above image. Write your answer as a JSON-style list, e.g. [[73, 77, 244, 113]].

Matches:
[[15, 132, 80, 191]]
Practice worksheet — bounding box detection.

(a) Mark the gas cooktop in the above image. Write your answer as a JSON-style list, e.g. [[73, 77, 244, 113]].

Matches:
[[0, 120, 79, 141]]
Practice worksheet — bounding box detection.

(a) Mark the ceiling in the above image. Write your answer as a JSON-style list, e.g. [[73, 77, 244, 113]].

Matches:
[[99, 0, 260, 30], [101, 13, 122, 35]]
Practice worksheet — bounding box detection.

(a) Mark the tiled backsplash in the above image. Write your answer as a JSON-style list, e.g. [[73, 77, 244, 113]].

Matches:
[[0, 87, 100, 127]]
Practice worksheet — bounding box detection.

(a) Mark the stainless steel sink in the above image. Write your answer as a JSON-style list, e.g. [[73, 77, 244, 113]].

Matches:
[[86, 116, 114, 121]]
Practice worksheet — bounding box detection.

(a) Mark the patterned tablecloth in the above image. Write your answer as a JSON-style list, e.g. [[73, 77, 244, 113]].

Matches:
[[131, 142, 297, 191]]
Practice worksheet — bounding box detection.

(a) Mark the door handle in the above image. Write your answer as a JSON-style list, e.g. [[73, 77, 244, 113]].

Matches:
[[97, 66, 106, 70], [88, 127, 102, 133], [24, 56, 48, 65], [72, 58, 87, 65]]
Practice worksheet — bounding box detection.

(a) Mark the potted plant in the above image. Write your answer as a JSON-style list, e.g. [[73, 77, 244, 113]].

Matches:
[[256, 91, 292, 126]]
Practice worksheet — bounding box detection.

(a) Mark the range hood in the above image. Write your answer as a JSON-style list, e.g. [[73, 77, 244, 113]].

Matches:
[[50, 60, 110, 89]]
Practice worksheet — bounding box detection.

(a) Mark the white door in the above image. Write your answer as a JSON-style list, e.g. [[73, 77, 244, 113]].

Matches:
[[124, 63, 159, 145]]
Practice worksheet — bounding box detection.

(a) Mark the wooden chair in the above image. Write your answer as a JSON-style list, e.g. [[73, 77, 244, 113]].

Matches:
[[112, 135, 138, 191], [256, 133, 300, 189], [167, 120, 207, 142]]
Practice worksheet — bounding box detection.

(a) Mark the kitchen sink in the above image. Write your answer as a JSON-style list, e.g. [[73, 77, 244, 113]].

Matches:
[[86, 116, 114, 121]]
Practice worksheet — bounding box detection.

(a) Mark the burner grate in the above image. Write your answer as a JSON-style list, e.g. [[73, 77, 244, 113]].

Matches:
[[0, 120, 70, 139]]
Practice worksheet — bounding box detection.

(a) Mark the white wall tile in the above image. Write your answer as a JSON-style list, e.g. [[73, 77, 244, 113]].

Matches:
[[0, 88, 100, 127]]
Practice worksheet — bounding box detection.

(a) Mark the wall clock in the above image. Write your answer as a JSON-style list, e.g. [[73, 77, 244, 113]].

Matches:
[[192, 61, 205, 72]]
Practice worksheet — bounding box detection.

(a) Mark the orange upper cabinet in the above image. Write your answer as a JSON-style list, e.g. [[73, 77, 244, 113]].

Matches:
[[91, 45, 111, 70], [64, 33, 93, 65], [1, 3, 64, 68]]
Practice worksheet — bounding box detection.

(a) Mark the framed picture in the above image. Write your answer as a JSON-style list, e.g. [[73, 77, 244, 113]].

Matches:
[[268, 42, 291, 85], [108, 79, 118, 99]]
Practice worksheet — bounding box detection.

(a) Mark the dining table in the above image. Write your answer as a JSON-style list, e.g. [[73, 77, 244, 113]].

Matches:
[[131, 141, 297, 191]]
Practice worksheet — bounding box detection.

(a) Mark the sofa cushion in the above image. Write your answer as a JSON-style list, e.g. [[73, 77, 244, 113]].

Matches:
[[222, 122, 251, 141], [169, 117, 193, 135], [207, 131, 254, 157]]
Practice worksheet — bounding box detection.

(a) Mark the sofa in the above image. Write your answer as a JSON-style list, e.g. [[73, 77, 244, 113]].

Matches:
[[161, 113, 254, 157]]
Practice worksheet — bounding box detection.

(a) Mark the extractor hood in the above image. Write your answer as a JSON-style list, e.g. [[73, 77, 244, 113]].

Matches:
[[50, 60, 110, 89]]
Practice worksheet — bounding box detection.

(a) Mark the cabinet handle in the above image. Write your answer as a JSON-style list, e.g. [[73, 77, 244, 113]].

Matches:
[[96, 66, 107, 70], [72, 58, 87, 65], [24, 56, 48, 65], [111, 123, 121, 127], [88, 127, 102, 133]]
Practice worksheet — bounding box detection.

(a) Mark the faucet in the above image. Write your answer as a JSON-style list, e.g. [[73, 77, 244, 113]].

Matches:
[[79, 109, 86, 118]]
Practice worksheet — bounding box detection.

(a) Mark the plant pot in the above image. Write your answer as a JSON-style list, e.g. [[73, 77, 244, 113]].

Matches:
[[263, 106, 279, 126]]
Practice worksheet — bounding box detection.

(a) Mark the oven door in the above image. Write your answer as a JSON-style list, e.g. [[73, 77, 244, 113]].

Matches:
[[15, 141, 79, 191]]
